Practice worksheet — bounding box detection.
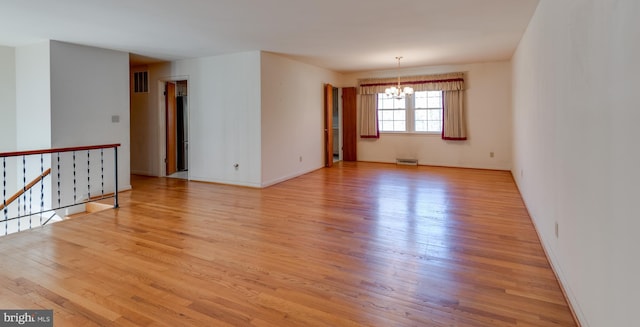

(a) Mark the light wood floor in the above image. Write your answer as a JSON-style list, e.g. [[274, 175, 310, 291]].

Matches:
[[0, 162, 577, 326]]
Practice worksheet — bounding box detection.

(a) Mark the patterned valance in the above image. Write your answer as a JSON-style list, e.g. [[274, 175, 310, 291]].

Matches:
[[358, 72, 465, 94]]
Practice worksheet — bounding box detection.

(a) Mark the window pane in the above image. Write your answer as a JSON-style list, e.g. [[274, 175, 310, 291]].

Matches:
[[379, 97, 391, 109], [428, 121, 441, 132], [427, 109, 441, 120], [415, 92, 427, 108], [415, 109, 427, 121], [427, 97, 441, 108], [378, 93, 406, 109], [379, 94, 396, 109], [378, 93, 409, 132], [415, 121, 427, 132]]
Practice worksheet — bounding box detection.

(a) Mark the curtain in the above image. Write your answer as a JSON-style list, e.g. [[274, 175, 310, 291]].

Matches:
[[360, 94, 378, 138], [358, 72, 464, 94], [442, 90, 467, 140], [358, 72, 467, 141]]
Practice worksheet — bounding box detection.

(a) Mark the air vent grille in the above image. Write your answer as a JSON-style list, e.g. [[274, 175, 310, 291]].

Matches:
[[396, 158, 418, 166], [133, 71, 148, 93]]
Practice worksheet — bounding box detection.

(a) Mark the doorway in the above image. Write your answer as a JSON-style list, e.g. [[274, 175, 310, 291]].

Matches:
[[332, 87, 340, 162], [324, 84, 334, 167], [165, 80, 189, 179], [325, 85, 357, 167]]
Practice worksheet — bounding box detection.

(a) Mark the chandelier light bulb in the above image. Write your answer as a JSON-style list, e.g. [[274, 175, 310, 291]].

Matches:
[[385, 57, 413, 99]]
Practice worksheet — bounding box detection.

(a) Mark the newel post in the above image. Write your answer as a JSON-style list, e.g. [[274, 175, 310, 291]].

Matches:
[[114, 147, 119, 209]]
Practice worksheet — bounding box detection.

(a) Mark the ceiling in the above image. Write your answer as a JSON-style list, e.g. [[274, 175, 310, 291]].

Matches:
[[0, 0, 539, 73]]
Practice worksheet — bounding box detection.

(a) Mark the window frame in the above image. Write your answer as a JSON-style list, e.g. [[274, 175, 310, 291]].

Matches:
[[377, 91, 443, 135], [377, 94, 408, 132]]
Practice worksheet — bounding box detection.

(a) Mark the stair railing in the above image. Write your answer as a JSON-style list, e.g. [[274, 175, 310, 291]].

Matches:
[[0, 168, 51, 211], [0, 144, 120, 236]]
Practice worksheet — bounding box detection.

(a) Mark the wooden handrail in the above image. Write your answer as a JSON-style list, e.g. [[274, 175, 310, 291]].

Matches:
[[0, 144, 120, 158], [0, 168, 52, 211]]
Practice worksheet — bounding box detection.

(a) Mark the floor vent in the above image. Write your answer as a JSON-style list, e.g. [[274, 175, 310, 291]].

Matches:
[[396, 158, 418, 166]]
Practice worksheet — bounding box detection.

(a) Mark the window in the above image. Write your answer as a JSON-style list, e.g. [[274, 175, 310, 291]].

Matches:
[[377, 91, 442, 133], [377, 95, 406, 132], [414, 91, 443, 132]]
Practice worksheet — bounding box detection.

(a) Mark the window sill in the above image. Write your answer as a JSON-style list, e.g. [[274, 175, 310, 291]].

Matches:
[[379, 131, 441, 136]]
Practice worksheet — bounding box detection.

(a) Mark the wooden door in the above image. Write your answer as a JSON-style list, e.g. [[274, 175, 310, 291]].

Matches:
[[324, 84, 333, 168], [166, 82, 177, 175], [342, 87, 357, 161]]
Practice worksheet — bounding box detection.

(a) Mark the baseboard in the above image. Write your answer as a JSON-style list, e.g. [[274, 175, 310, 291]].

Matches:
[[357, 160, 511, 172], [261, 166, 324, 188], [131, 170, 156, 176], [188, 176, 262, 188]]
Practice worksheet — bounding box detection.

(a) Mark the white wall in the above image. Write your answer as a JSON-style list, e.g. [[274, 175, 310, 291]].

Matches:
[[512, 1, 640, 326], [260, 52, 342, 186], [130, 63, 172, 176], [344, 62, 512, 170], [14, 42, 53, 210], [50, 41, 131, 192], [0, 46, 17, 206], [171, 52, 261, 186], [129, 65, 148, 175], [15, 41, 51, 150], [133, 52, 263, 186], [131, 52, 342, 187], [0, 46, 16, 152]]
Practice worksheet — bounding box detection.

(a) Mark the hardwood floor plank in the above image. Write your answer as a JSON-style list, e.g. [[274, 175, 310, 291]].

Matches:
[[0, 162, 577, 326]]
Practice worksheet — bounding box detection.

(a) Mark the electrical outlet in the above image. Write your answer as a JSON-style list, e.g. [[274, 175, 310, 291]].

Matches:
[[555, 222, 559, 238], [489, 152, 494, 158], [520, 169, 524, 178], [299, 156, 303, 162]]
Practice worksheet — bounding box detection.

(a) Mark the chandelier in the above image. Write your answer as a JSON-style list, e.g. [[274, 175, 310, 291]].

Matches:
[[385, 56, 414, 99]]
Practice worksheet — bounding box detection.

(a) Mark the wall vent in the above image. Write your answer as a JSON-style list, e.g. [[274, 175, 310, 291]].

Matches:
[[396, 158, 418, 166], [133, 71, 148, 93]]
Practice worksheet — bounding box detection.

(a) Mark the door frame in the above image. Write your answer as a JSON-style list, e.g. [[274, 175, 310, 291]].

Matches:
[[166, 81, 177, 176], [334, 87, 343, 162], [158, 76, 190, 178], [324, 84, 333, 167]]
